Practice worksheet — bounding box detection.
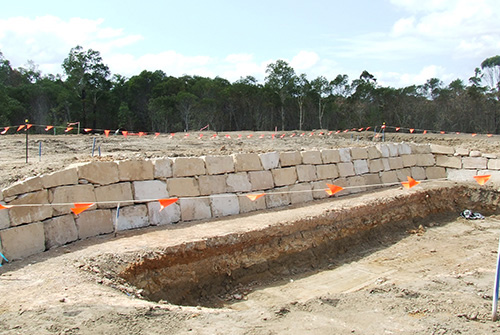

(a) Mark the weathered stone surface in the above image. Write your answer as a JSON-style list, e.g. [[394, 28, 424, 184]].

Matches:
[[95, 183, 133, 208], [321, 149, 341, 163], [455, 148, 470, 156], [337, 162, 355, 177], [378, 159, 389, 171], [179, 198, 212, 221], [316, 164, 339, 180], [172, 157, 206, 177], [347, 176, 367, 193], [339, 148, 352, 162], [368, 159, 384, 173], [415, 154, 436, 167], [44, 214, 78, 249], [113, 205, 149, 231], [377, 144, 390, 158], [296, 165, 317, 182], [387, 143, 399, 157], [483, 153, 497, 159], [380, 171, 399, 185], [133, 180, 168, 200], [265, 187, 291, 208], [388, 157, 404, 170], [353, 160, 369, 175], [301, 151, 322, 165], [147, 201, 181, 225], [350, 147, 368, 160], [0, 222, 45, 260], [9, 190, 53, 226], [0, 202, 9, 229], [226, 173, 251, 192], [118, 160, 154, 181], [435, 155, 462, 169], [396, 168, 412, 182], [198, 175, 227, 195], [41, 168, 78, 189], [367, 146, 382, 159], [75, 209, 114, 239], [311, 180, 332, 199], [3, 176, 43, 198], [462, 157, 487, 169], [249, 170, 274, 190], [426, 167, 447, 179], [364, 173, 382, 186], [153, 158, 173, 179], [401, 155, 417, 167], [469, 150, 482, 157], [272, 167, 298, 186], [290, 183, 313, 204], [446, 169, 477, 182], [398, 143, 412, 155], [77, 161, 119, 185], [488, 159, 500, 170], [259, 152, 280, 170], [410, 167, 426, 180], [204, 155, 235, 175], [167, 178, 200, 197], [233, 153, 262, 172], [50, 184, 96, 215], [430, 144, 455, 155], [210, 194, 240, 217], [238, 193, 267, 213], [280, 151, 302, 167], [410, 144, 431, 154]]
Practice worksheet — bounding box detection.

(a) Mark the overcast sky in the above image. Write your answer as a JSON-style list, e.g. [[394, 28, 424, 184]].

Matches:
[[0, 0, 498, 88]]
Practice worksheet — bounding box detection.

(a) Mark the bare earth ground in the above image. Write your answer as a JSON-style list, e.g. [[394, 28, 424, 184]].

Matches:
[[2, 131, 500, 334]]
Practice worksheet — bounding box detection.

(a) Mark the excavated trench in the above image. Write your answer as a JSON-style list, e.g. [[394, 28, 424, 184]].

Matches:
[[104, 183, 500, 308]]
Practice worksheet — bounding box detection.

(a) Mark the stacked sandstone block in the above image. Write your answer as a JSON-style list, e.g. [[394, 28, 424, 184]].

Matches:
[[0, 142, 497, 262]]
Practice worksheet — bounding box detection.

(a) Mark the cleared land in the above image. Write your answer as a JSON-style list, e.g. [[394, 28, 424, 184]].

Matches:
[[1, 131, 500, 334]]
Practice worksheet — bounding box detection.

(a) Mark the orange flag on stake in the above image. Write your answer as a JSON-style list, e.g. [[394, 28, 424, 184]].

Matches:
[[159, 198, 179, 211], [0, 204, 12, 210], [326, 184, 344, 196], [45, 126, 54, 132], [1, 127, 10, 134], [246, 193, 265, 201], [65, 127, 73, 132], [17, 125, 25, 132], [122, 130, 128, 138], [84, 128, 92, 133], [104, 130, 110, 137], [71, 203, 94, 215], [155, 132, 160, 138], [473, 175, 491, 186], [401, 176, 420, 189]]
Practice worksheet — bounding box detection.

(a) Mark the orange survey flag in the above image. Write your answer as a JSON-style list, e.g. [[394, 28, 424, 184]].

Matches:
[[159, 198, 179, 211], [473, 175, 491, 186], [325, 184, 343, 196], [71, 203, 94, 215], [401, 176, 420, 189], [246, 193, 265, 201]]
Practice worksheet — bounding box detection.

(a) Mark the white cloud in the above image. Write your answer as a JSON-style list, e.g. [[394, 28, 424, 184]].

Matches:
[[375, 65, 453, 88], [290, 51, 320, 71], [0, 15, 142, 74]]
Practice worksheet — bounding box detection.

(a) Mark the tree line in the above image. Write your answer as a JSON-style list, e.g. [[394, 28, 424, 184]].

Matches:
[[0, 46, 499, 134]]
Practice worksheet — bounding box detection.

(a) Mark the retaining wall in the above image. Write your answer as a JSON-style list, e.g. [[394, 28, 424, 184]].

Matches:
[[0, 142, 498, 261]]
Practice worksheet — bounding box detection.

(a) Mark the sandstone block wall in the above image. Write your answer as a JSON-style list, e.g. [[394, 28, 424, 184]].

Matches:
[[0, 143, 497, 262]]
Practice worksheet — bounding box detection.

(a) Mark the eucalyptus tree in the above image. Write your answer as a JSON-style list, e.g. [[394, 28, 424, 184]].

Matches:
[[265, 60, 297, 131], [295, 73, 310, 130], [62, 46, 111, 128], [310, 75, 331, 129], [481, 55, 500, 95]]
